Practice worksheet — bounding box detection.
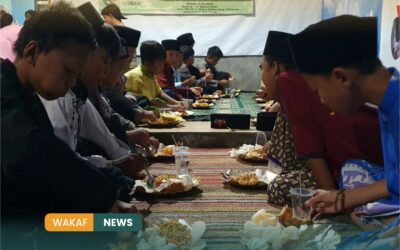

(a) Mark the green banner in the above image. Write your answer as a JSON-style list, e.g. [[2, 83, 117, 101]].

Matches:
[[100, 0, 254, 15]]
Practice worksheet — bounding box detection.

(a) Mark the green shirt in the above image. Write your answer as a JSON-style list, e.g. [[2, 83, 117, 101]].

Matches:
[[124, 64, 162, 101]]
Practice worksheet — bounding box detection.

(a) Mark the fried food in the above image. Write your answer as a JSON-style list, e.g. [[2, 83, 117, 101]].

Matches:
[[157, 146, 174, 156], [230, 172, 259, 186], [278, 205, 312, 227], [157, 220, 192, 248], [243, 149, 264, 160], [155, 174, 178, 187], [193, 102, 210, 108], [152, 113, 184, 125]]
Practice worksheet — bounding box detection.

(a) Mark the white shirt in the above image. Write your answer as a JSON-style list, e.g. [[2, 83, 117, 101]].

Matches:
[[39, 90, 130, 163]]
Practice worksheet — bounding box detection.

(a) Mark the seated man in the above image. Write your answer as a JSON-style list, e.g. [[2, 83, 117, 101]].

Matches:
[[157, 39, 202, 100], [289, 15, 399, 237], [1, 1, 122, 216], [179, 45, 213, 89], [124, 40, 185, 111], [199, 46, 232, 94], [102, 25, 158, 125]]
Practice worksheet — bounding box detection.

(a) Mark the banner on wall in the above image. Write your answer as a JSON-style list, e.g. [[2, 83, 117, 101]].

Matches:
[[99, 0, 254, 15]]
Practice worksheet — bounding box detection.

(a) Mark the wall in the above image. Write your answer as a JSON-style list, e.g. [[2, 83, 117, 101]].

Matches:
[[0, 0, 12, 12], [11, 0, 398, 89], [0, 0, 34, 24]]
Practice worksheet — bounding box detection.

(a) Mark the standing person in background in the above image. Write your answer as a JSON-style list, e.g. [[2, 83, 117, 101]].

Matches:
[[0, 13, 22, 62], [101, 3, 126, 26]]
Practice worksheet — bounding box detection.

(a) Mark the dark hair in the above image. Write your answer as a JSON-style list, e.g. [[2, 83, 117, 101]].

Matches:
[[265, 55, 296, 71], [101, 3, 125, 21], [14, 1, 96, 57], [0, 13, 13, 28], [181, 45, 194, 61], [140, 40, 166, 63], [94, 24, 121, 60], [340, 58, 383, 75], [25, 9, 35, 16], [207, 46, 223, 58]]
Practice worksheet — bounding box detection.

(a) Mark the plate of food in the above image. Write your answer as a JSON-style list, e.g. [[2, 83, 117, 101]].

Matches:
[[181, 110, 194, 118], [201, 94, 219, 99], [136, 219, 206, 250], [192, 102, 213, 109], [148, 144, 175, 162], [221, 169, 277, 189], [148, 112, 185, 128], [238, 148, 268, 163], [132, 174, 200, 197], [197, 98, 215, 104], [240, 208, 341, 250]]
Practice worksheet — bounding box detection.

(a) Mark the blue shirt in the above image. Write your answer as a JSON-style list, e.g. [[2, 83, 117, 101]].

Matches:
[[379, 67, 400, 203]]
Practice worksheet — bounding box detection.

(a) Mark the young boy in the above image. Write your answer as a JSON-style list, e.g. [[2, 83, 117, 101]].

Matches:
[[177, 32, 195, 48], [157, 39, 202, 100], [288, 15, 399, 227], [199, 46, 232, 93], [261, 30, 383, 205], [1, 1, 118, 215], [179, 45, 213, 88], [102, 25, 158, 125], [124, 40, 185, 111]]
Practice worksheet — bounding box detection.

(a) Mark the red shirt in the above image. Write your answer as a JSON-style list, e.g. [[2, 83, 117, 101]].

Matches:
[[277, 70, 383, 183], [156, 63, 182, 100]]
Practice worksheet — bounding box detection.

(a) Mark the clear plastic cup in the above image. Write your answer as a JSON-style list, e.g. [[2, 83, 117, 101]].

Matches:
[[182, 99, 193, 110], [289, 188, 315, 221], [173, 146, 190, 175]]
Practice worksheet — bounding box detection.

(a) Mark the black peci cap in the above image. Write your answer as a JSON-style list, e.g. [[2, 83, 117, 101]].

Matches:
[[113, 25, 141, 48], [263, 31, 295, 69], [288, 15, 377, 74], [77, 2, 104, 27], [161, 39, 181, 51], [177, 33, 195, 47]]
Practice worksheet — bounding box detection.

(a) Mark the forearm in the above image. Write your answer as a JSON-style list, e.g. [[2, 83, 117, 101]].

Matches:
[[306, 158, 336, 190], [160, 92, 180, 105], [344, 180, 390, 210]]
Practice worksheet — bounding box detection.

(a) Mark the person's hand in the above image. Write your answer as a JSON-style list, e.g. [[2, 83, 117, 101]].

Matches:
[[265, 102, 281, 112], [182, 78, 194, 86], [110, 200, 139, 213], [116, 155, 147, 178], [306, 189, 343, 216], [148, 136, 160, 151], [262, 141, 272, 157], [141, 110, 158, 123], [218, 79, 230, 87], [127, 128, 151, 147], [205, 72, 214, 83], [190, 87, 203, 97], [171, 103, 186, 112]]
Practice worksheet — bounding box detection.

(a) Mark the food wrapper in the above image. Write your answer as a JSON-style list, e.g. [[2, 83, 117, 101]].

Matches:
[[230, 144, 263, 158], [136, 219, 206, 250], [133, 174, 200, 195], [222, 169, 278, 187], [240, 209, 341, 250]]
